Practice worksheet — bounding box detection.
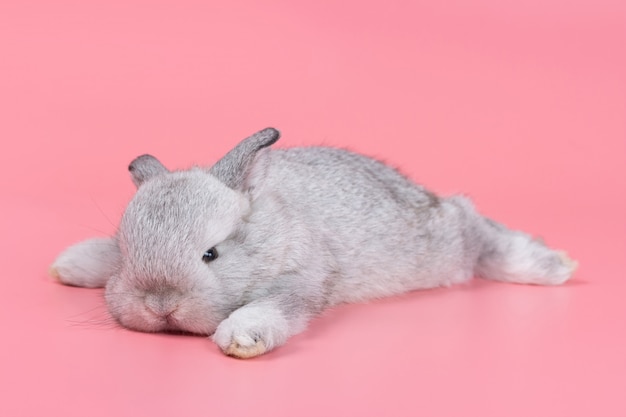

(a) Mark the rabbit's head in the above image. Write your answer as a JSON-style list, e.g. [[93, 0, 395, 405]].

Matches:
[[104, 128, 279, 335]]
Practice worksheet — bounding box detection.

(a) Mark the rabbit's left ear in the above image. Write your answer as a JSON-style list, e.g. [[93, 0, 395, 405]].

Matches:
[[128, 154, 169, 188], [210, 127, 280, 190]]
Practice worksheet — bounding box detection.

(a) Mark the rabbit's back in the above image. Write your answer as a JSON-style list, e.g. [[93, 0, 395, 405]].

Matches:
[[249, 147, 480, 304]]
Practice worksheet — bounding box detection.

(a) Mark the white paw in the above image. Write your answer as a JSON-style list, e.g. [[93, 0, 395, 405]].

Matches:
[[212, 304, 289, 359], [552, 250, 579, 283], [50, 237, 120, 288], [223, 338, 268, 359], [528, 249, 578, 286]]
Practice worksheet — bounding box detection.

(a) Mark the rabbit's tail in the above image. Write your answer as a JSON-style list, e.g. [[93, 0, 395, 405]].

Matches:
[[472, 213, 577, 286]]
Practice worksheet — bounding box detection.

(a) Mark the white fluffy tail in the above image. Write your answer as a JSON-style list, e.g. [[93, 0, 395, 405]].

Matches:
[[475, 218, 578, 285]]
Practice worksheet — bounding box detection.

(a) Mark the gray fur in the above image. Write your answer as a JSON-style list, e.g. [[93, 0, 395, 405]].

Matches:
[[50, 127, 577, 358], [129, 154, 169, 187], [210, 127, 280, 189]]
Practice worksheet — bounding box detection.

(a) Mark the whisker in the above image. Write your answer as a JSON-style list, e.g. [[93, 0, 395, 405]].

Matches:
[[65, 304, 109, 318], [89, 195, 117, 230], [66, 311, 122, 331]]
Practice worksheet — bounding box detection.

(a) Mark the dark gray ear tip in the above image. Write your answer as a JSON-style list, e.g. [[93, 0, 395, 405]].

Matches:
[[128, 154, 169, 187], [257, 127, 280, 147], [128, 154, 157, 172], [261, 127, 280, 137]]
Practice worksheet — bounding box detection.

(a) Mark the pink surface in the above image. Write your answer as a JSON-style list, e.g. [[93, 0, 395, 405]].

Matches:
[[1, 1, 625, 416]]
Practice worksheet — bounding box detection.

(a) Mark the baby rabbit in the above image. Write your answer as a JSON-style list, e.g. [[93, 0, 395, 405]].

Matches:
[[50, 128, 577, 358]]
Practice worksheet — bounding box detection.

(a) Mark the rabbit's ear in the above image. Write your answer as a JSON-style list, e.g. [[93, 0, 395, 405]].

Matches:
[[210, 128, 280, 190], [128, 154, 169, 188]]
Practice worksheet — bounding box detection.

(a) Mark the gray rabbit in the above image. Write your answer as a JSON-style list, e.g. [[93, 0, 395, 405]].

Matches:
[[50, 128, 577, 358]]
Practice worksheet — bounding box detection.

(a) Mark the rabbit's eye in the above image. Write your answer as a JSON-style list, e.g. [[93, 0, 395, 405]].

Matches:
[[202, 247, 219, 263]]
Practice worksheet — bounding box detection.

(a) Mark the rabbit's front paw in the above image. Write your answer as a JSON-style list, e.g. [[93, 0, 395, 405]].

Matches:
[[212, 303, 289, 359], [224, 338, 267, 359], [50, 237, 120, 288]]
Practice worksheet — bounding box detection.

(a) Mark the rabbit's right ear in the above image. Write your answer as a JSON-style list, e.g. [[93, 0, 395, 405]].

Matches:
[[210, 128, 280, 190], [128, 154, 169, 188]]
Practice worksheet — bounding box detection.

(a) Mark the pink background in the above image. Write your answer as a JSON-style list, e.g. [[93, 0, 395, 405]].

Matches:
[[1, 1, 625, 416]]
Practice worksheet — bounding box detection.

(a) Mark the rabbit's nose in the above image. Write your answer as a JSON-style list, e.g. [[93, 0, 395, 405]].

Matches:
[[144, 292, 179, 317]]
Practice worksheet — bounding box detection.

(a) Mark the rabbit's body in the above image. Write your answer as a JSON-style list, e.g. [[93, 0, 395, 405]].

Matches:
[[50, 128, 577, 358], [248, 147, 476, 304]]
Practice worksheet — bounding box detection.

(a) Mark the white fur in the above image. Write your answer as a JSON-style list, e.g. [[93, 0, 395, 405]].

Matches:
[[212, 300, 293, 353], [50, 237, 120, 288], [50, 128, 577, 358]]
